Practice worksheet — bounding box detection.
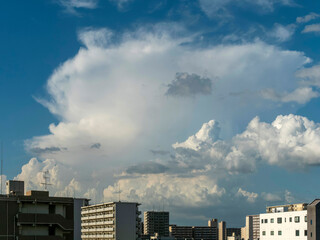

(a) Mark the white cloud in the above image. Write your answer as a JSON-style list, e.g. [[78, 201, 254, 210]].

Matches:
[[109, 0, 132, 11], [237, 188, 259, 203], [302, 24, 320, 33], [20, 27, 319, 223], [269, 24, 295, 42], [296, 64, 320, 87], [58, 0, 98, 14], [260, 87, 319, 104], [262, 192, 282, 202], [296, 13, 320, 24]]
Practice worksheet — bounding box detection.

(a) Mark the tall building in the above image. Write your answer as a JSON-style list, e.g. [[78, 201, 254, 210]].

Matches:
[[144, 211, 170, 237], [260, 204, 307, 240], [241, 215, 260, 240], [81, 202, 141, 240], [169, 225, 193, 240], [0, 180, 89, 240], [219, 221, 227, 240]]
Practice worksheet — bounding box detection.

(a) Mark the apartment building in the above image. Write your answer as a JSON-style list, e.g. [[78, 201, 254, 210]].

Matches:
[[81, 201, 141, 240], [144, 211, 170, 237], [260, 204, 308, 240], [169, 219, 218, 240], [0, 180, 89, 240], [307, 199, 320, 240], [241, 215, 260, 240]]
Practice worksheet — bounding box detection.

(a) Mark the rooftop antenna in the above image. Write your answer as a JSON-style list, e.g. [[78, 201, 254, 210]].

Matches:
[[0, 142, 3, 195], [114, 183, 122, 202], [41, 170, 52, 191]]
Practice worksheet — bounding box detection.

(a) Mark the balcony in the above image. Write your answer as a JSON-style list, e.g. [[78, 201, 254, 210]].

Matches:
[[81, 220, 114, 227], [17, 213, 73, 230]]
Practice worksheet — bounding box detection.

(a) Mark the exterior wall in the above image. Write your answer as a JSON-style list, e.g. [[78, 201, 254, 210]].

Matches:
[[21, 226, 48, 235], [169, 225, 193, 240], [21, 203, 49, 214], [260, 210, 307, 240], [307, 200, 320, 240], [6, 180, 24, 196], [74, 199, 89, 240], [116, 203, 140, 240], [227, 228, 241, 237]]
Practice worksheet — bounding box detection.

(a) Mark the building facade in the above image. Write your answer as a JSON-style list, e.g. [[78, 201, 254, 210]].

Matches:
[[227, 228, 241, 237], [0, 180, 89, 240], [219, 221, 227, 240], [241, 215, 260, 240], [307, 199, 320, 240], [144, 211, 170, 237], [260, 208, 307, 240], [169, 219, 218, 240], [81, 202, 141, 240]]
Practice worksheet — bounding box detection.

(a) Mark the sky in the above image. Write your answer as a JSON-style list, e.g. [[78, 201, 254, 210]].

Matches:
[[1, 0, 320, 227]]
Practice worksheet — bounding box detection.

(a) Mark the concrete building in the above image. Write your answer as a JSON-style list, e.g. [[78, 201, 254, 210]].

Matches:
[[169, 225, 193, 240], [219, 221, 227, 240], [260, 204, 307, 240], [228, 233, 241, 240], [169, 220, 218, 240], [307, 199, 320, 240], [241, 215, 260, 240], [0, 180, 89, 240], [144, 211, 169, 237], [81, 201, 141, 240]]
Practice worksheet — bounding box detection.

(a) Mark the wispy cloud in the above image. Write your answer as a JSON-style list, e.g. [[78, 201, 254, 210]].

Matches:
[[302, 24, 320, 33], [296, 12, 320, 23], [58, 0, 98, 14]]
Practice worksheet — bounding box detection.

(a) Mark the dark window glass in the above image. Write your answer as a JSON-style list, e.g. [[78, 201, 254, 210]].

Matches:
[[296, 230, 300, 236], [305, 230, 308, 236], [271, 231, 274, 236], [271, 218, 274, 223], [277, 218, 282, 224], [278, 231, 282, 236], [295, 216, 300, 223], [290, 217, 292, 222]]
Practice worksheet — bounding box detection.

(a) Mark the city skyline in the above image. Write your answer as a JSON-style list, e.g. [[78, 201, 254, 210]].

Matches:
[[1, 0, 320, 226]]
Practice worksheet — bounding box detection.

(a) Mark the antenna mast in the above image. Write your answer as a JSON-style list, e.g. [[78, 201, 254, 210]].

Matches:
[[114, 183, 122, 202], [41, 170, 52, 190], [0, 142, 3, 195]]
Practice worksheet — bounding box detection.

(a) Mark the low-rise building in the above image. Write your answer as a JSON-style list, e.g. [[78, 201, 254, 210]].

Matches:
[[0, 180, 89, 240]]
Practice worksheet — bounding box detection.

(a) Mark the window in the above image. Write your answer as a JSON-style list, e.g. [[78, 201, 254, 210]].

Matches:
[[271, 218, 274, 223], [311, 219, 313, 225], [305, 230, 308, 236], [290, 217, 292, 222], [261, 219, 264, 224], [271, 231, 274, 236], [277, 217, 282, 224], [311, 232, 313, 237], [262, 231, 266, 236], [265, 219, 268, 223], [296, 230, 300, 236], [305, 216, 308, 222], [285, 218, 286, 222], [295, 216, 300, 223], [278, 231, 282, 236]]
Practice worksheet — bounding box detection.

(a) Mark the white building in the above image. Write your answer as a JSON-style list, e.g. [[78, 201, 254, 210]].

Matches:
[[81, 201, 141, 240], [260, 207, 307, 240]]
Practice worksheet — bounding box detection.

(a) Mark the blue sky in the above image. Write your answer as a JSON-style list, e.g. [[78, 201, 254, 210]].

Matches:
[[2, 0, 320, 226]]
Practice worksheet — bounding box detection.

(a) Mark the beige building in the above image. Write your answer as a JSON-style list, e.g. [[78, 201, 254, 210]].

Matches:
[[241, 215, 260, 240], [219, 221, 227, 240], [144, 211, 169, 237], [81, 202, 141, 240]]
